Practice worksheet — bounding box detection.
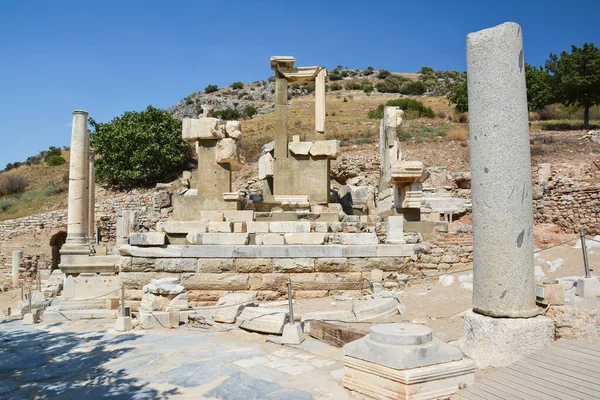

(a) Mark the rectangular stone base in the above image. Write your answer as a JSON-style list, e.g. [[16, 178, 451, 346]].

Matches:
[[63, 273, 121, 300], [343, 356, 475, 400]]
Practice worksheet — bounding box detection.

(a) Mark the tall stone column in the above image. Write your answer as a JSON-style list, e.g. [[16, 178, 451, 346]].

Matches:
[[88, 149, 96, 244], [62, 110, 91, 253], [274, 75, 288, 159], [458, 22, 553, 369], [467, 22, 537, 318], [12, 250, 22, 288]]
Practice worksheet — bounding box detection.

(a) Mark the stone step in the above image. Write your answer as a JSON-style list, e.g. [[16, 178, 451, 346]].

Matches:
[[57, 299, 113, 310]]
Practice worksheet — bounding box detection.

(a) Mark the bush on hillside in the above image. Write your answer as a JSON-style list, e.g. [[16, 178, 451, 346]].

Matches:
[[204, 84, 219, 94], [213, 108, 242, 120], [377, 69, 391, 79], [330, 82, 342, 91], [0, 174, 29, 196], [368, 99, 435, 119], [46, 155, 66, 166], [363, 66, 374, 76], [244, 104, 258, 118], [44, 146, 62, 163], [375, 75, 411, 93], [362, 80, 374, 93], [344, 82, 362, 90], [231, 81, 244, 90], [399, 81, 426, 95], [90, 106, 193, 187]]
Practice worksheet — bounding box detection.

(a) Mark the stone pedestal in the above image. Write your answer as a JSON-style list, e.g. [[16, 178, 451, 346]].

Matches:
[[63, 273, 121, 300], [458, 310, 554, 369], [115, 316, 134, 331], [343, 323, 474, 399]]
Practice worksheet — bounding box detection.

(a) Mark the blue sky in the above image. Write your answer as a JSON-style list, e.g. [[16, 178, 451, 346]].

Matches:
[[0, 0, 598, 168]]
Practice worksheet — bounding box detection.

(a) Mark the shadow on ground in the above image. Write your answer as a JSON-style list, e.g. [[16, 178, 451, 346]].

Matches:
[[0, 321, 179, 399]]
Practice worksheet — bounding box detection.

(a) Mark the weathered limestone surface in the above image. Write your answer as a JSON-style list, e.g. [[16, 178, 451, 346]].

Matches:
[[129, 232, 166, 246], [458, 310, 554, 369], [12, 250, 22, 288], [309, 140, 340, 158], [288, 141, 313, 156], [212, 293, 257, 323], [467, 22, 538, 318], [238, 307, 288, 334]]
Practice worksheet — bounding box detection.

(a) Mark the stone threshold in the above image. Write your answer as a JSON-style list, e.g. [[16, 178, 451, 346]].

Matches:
[[119, 244, 416, 258]]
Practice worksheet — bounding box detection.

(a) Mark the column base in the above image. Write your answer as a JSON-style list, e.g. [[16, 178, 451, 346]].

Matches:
[[458, 309, 554, 369], [281, 323, 305, 345], [115, 316, 134, 331]]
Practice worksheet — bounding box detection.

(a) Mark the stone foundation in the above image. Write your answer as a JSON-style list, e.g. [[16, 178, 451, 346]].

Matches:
[[119, 244, 415, 304]]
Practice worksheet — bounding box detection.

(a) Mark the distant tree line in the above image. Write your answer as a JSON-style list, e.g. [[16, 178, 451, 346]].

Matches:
[[446, 43, 600, 128]]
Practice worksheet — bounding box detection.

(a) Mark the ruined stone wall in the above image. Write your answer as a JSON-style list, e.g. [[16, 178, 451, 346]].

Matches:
[[534, 181, 600, 235], [120, 256, 413, 305], [0, 190, 172, 268], [410, 234, 473, 274]]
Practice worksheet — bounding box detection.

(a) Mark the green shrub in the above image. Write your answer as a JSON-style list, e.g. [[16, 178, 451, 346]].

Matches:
[[42, 185, 62, 196], [419, 66, 435, 75], [90, 106, 192, 187], [362, 80, 374, 93], [231, 81, 244, 90], [46, 155, 66, 166], [244, 104, 258, 118], [367, 99, 435, 119], [328, 70, 343, 81], [0, 174, 29, 196], [375, 75, 410, 93], [330, 83, 342, 91], [344, 82, 362, 90], [204, 84, 219, 94], [377, 69, 391, 79], [0, 197, 17, 212], [213, 108, 242, 120], [399, 81, 426, 95], [447, 81, 469, 113], [363, 66, 374, 76]]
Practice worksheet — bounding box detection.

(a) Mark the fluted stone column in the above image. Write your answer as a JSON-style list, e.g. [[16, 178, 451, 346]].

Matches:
[[62, 110, 91, 254], [467, 22, 538, 318], [88, 149, 96, 244], [459, 22, 553, 369]]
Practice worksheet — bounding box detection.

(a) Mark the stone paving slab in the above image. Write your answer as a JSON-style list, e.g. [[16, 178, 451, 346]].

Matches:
[[0, 318, 352, 399]]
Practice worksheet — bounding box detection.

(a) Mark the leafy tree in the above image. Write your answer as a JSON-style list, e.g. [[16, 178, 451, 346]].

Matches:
[[524, 63, 553, 111], [447, 80, 469, 113], [399, 81, 426, 95], [231, 81, 244, 90], [375, 75, 410, 93], [44, 146, 62, 163], [363, 66, 374, 76], [361, 80, 374, 93], [90, 106, 192, 187], [545, 43, 600, 128], [204, 84, 219, 94]]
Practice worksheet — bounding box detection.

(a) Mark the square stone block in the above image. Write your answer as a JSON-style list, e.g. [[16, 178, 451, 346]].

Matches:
[[284, 233, 325, 245], [129, 232, 166, 246], [201, 233, 249, 245], [343, 356, 475, 400]]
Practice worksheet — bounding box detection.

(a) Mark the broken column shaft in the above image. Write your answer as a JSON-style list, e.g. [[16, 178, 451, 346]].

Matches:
[[467, 22, 538, 318], [274, 75, 288, 159]]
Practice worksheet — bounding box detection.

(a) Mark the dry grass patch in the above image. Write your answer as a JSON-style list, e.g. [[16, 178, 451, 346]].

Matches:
[[446, 127, 468, 141]]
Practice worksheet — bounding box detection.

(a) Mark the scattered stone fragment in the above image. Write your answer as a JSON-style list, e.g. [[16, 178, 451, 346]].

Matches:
[[238, 307, 288, 334], [212, 293, 258, 323], [352, 298, 400, 321]]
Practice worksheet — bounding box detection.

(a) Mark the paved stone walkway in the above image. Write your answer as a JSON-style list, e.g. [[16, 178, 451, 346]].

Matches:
[[0, 319, 352, 399]]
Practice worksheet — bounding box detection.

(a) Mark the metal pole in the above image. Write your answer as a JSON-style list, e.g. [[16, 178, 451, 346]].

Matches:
[[28, 287, 32, 314], [286, 278, 294, 324], [581, 232, 591, 278], [19, 281, 23, 301], [121, 284, 125, 317]]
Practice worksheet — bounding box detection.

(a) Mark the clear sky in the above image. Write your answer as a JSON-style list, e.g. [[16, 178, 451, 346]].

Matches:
[[0, 0, 598, 168]]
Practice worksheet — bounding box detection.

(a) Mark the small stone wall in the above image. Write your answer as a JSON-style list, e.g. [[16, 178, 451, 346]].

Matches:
[[534, 182, 600, 235], [410, 234, 473, 274]]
